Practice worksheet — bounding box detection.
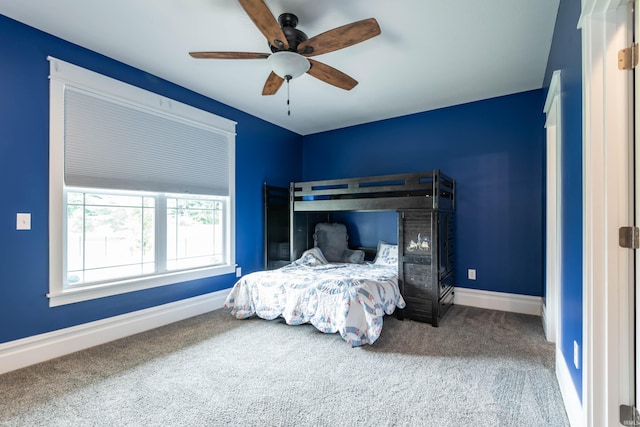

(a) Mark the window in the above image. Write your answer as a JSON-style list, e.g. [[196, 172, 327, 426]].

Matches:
[[48, 57, 236, 307], [66, 191, 157, 285]]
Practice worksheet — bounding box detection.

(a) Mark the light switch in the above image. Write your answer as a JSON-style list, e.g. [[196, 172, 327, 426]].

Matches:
[[16, 213, 31, 230]]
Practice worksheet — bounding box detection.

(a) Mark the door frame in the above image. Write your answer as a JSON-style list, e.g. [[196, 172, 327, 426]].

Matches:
[[544, 70, 563, 346], [580, 1, 635, 426]]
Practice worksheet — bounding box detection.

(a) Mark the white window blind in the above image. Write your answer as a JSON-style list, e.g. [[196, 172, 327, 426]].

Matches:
[[63, 85, 230, 196]]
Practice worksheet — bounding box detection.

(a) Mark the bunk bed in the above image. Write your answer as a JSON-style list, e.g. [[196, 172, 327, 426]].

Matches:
[[289, 169, 456, 326], [224, 170, 456, 346]]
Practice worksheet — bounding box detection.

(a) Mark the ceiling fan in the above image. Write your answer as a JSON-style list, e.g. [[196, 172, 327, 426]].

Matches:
[[189, 0, 381, 97]]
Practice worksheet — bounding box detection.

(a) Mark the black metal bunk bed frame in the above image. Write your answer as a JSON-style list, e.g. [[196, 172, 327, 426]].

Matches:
[[265, 169, 456, 326]]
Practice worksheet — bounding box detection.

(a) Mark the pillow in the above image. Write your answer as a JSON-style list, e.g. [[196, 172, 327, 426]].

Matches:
[[373, 241, 398, 267], [313, 223, 365, 264], [314, 223, 348, 262], [343, 248, 365, 264]]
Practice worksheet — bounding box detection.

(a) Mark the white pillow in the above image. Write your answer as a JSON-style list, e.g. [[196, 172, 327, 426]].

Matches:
[[373, 241, 398, 267]]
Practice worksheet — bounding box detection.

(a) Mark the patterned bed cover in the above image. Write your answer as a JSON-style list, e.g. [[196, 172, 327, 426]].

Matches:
[[223, 248, 405, 346]]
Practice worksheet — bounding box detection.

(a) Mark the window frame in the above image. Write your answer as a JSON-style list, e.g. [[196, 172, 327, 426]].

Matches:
[[48, 57, 236, 307]]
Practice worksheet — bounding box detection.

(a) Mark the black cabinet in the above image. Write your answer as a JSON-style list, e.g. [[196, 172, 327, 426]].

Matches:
[[398, 210, 455, 326]]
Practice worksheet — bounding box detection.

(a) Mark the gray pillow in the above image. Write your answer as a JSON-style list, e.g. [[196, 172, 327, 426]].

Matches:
[[313, 223, 364, 264]]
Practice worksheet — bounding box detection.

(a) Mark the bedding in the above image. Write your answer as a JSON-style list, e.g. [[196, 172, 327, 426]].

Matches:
[[224, 248, 405, 346]]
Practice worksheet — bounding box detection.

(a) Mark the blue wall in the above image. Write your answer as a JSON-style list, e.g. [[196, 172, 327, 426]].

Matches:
[[0, 14, 302, 344], [543, 0, 583, 401], [1, 8, 577, 396], [302, 90, 546, 298]]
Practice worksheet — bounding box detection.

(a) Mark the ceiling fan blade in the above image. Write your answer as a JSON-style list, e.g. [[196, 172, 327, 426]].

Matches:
[[237, 0, 289, 50], [189, 51, 270, 59], [262, 72, 284, 95], [306, 59, 358, 91], [298, 18, 381, 57]]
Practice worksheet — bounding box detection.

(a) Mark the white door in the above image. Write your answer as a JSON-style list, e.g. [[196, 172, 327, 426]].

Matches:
[[580, 1, 635, 424], [631, 0, 640, 422]]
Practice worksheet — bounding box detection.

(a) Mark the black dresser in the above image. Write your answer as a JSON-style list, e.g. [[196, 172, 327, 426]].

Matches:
[[398, 209, 455, 326]]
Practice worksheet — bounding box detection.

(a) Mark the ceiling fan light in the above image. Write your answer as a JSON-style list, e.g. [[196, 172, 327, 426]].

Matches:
[[268, 51, 310, 79]]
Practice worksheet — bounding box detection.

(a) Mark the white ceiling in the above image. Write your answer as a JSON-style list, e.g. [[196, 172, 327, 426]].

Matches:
[[0, 0, 559, 136]]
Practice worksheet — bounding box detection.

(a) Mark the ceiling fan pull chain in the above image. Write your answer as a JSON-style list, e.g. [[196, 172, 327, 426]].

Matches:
[[286, 75, 291, 116]]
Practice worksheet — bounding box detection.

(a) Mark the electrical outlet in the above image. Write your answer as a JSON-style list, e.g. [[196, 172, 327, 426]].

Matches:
[[235, 267, 242, 277], [16, 213, 31, 230], [468, 269, 476, 280], [573, 340, 579, 369]]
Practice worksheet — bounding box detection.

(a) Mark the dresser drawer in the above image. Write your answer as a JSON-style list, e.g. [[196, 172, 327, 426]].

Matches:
[[403, 296, 433, 322], [439, 272, 455, 297], [402, 263, 434, 298]]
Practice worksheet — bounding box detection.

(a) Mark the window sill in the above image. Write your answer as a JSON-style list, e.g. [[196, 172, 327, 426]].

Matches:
[[48, 264, 236, 307]]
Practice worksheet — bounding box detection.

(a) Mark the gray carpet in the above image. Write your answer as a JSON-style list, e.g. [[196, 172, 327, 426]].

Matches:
[[0, 305, 569, 426]]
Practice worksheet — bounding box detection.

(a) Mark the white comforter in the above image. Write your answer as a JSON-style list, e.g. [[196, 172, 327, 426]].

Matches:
[[223, 248, 405, 346]]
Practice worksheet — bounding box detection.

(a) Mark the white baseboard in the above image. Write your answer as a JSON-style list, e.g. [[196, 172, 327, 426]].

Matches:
[[0, 289, 230, 375], [542, 302, 549, 335], [556, 348, 584, 427], [453, 287, 542, 316], [541, 302, 556, 342]]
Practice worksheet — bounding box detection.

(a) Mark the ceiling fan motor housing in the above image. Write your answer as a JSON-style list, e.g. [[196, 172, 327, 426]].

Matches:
[[270, 13, 308, 53]]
